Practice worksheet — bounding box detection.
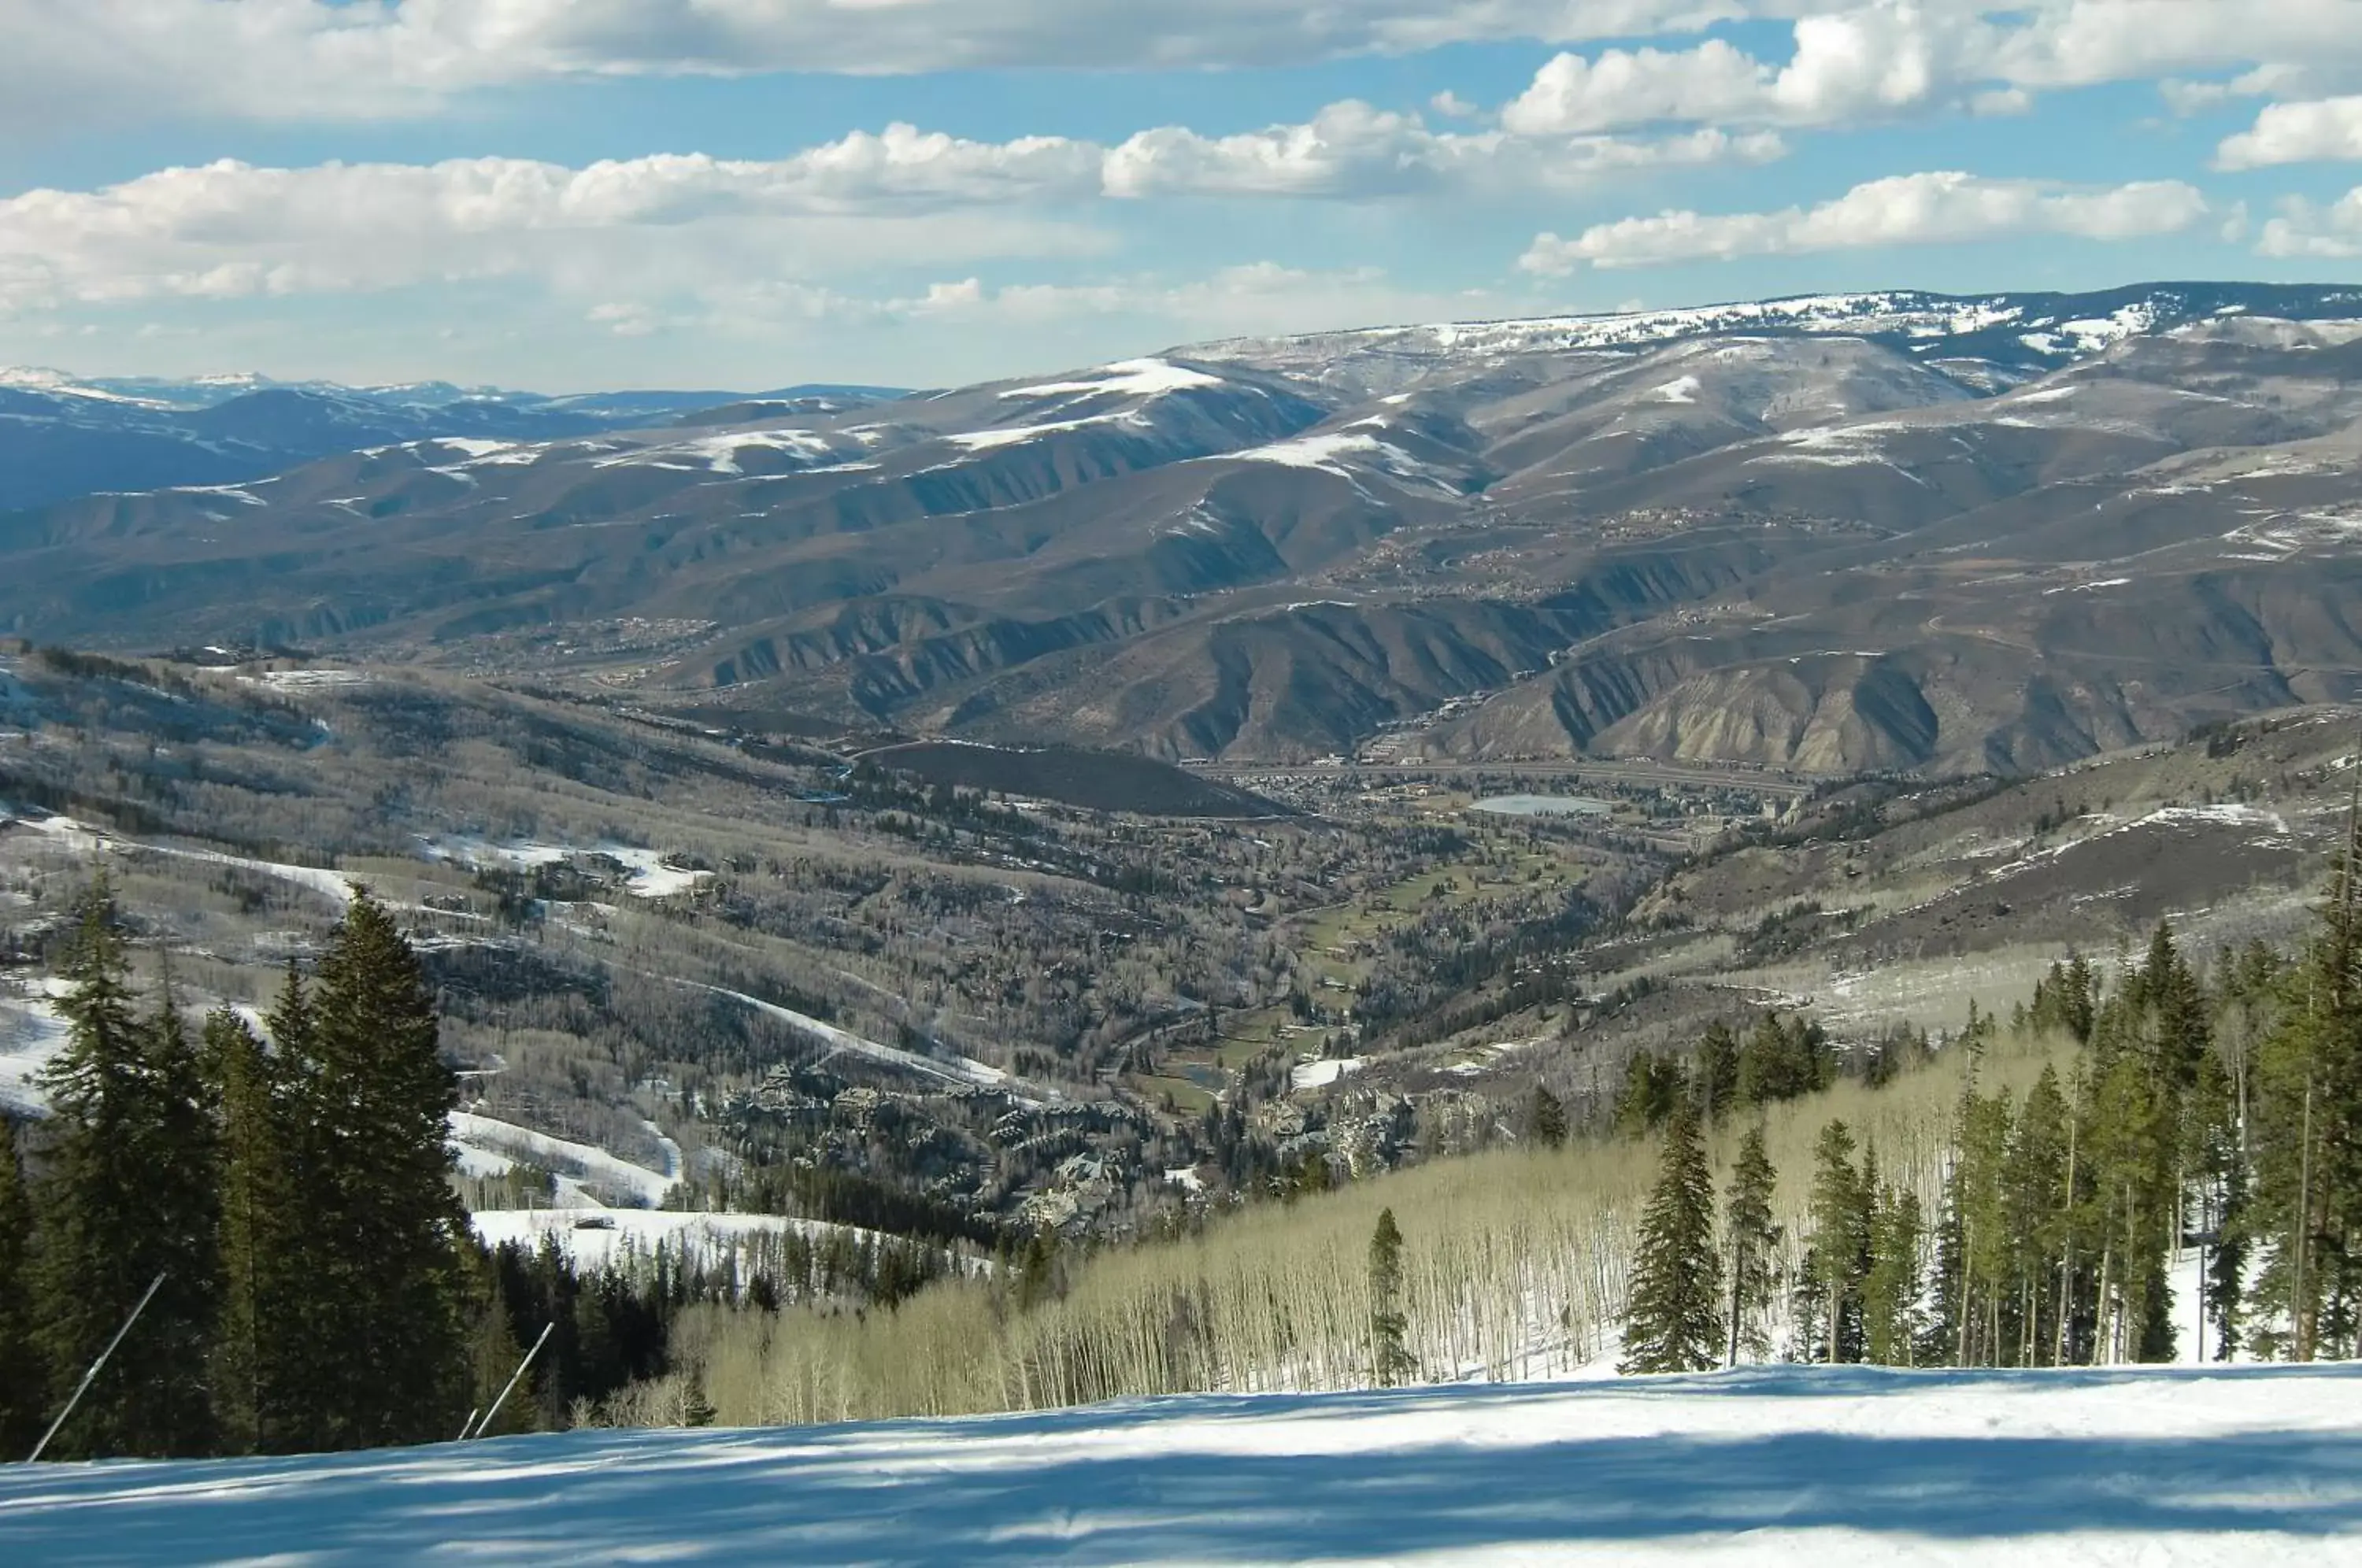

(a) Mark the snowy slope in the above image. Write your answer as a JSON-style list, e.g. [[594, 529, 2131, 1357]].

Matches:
[[446, 1111, 677, 1207], [3, 1365, 2360, 1563], [466, 1207, 962, 1274], [0, 990, 68, 1116]]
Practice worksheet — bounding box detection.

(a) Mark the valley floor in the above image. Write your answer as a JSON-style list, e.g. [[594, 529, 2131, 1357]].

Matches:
[[4, 1364, 2361, 1564]]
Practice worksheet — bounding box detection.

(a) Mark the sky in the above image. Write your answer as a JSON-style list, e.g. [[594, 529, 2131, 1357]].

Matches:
[[2, 2, 2360, 394]]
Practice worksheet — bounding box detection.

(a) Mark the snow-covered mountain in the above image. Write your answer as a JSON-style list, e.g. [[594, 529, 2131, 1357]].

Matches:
[[13, 280, 2362, 775], [0, 371, 906, 512], [1186, 280, 2362, 396]]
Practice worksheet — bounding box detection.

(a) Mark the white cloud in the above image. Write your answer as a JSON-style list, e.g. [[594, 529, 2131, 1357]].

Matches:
[[889, 261, 1522, 343], [1105, 102, 1781, 199], [0, 1, 1746, 129], [0, 109, 1781, 315], [1519, 168, 2208, 269], [2216, 96, 2362, 168], [1495, 2, 2362, 140], [0, 139, 1111, 312], [1500, 7, 2016, 135], [14, 2, 2362, 136], [2256, 187, 2362, 257]]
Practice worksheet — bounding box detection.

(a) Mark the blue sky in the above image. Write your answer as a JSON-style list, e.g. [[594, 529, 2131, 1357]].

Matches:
[[2, 2, 2360, 392]]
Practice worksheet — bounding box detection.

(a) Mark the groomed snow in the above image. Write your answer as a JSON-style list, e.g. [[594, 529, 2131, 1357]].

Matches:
[[467, 1207, 886, 1271], [447, 1111, 678, 1207], [6, 1365, 2362, 1563]]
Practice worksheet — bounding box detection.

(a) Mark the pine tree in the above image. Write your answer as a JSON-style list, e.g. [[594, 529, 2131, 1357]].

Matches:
[[291, 892, 470, 1450], [0, 1118, 42, 1455], [1805, 1120, 1867, 1364], [1862, 1179, 1923, 1366], [2002, 1066, 2072, 1365], [30, 883, 222, 1455], [30, 884, 220, 1459], [1368, 1207, 1415, 1388], [1722, 1124, 1780, 1365], [465, 1253, 533, 1438], [1621, 1098, 1722, 1374], [1524, 1084, 1568, 1150], [1694, 1022, 1739, 1123], [206, 1009, 295, 1453]]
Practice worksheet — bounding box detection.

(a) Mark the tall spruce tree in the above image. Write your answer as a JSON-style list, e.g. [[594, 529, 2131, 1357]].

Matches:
[[31, 882, 220, 1458], [1862, 1178, 1923, 1366], [1367, 1207, 1415, 1388], [0, 1118, 40, 1454], [293, 892, 469, 1449], [1723, 1124, 1780, 1365], [1805, 1120, 1868, 1364], [1524, 1084, 1568, 1151], [206, 1008, 295, 1453], [2250, 786, 2362, 1359], [1620, 1098, 1722, 1374]]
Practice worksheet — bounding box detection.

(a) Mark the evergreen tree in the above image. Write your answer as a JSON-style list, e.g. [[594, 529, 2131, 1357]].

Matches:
[[1861, 1178, 1923, 1366], [1616, 1052, 1685, 1137], [1523, 1084, 1568, 1151], [1694, 1022, 1740, 1123], [30, 884, 220, 1458], [1367, 1207, 1415, 1387], [206, 1009, 295, 1453], [1620, 1099, 1722, 1374], [1722, 1125, 1780, 1365], [0, 1119, 41, 1454], [2002, 1067, 2072, 1366], [465, 1252, 534, 1438], [290, 892, 469, 1450], [1804, 1120, 1868, 1364]]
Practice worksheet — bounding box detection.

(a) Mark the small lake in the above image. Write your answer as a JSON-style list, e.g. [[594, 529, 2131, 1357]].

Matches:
[[1469, 794, 1614, 818]]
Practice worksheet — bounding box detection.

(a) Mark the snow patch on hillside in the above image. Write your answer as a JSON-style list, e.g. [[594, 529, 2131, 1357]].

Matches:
[[447, 1110, 678, 1207], [692, 982, 1031, 1099], [0, 993, 68, 1115], [1003, 357, 1222, 400], [1292, 1055, 1366, 1090]]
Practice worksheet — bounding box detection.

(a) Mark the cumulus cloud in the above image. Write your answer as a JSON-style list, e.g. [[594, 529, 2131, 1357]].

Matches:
[[0, 109, 1782, 313], [0, 139, 1112, 312], [0, 0, 1748, 128], [1104, 102, 1781, 199], [2256, 188, 2362, 257], [2217, 96, 2362, 168], [1518, 168, 2208, 270]]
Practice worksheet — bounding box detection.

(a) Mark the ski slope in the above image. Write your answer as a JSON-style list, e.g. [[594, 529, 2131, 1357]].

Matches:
[[5, 1364, 2362, 1563]]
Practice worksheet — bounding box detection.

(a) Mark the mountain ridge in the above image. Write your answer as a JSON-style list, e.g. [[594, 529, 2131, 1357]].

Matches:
[[8, 279, 2362, 778]]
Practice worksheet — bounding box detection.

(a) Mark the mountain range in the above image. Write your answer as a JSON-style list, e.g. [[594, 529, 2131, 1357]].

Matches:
[[8, 279, 2362, 777], [0, 367, 905, 514]]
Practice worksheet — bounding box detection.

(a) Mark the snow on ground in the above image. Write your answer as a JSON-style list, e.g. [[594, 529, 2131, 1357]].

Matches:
[[9, 811, 355, 905], [6, 1364, 2362, 1563], [236, 668, 372, 691], [420, 838, 711, 899], [1001, 357, 1223, 399], [446, 1111, 677, 1207], [470, 1207, 855, 1270], [0, 992, 67, 1115], [1291, 1055, 1366, 1090], [692, 980, 1033, 1099]]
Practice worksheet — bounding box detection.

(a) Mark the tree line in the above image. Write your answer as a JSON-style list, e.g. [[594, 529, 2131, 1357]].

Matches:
[[0, 882, 494, 1459], [1622, 807, 2362, 1371]]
